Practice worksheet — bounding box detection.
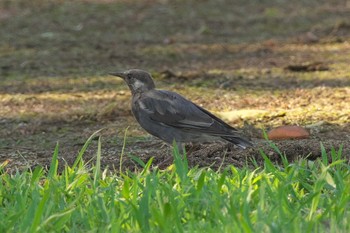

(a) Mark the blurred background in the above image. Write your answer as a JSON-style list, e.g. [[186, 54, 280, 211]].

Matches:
[[1, 0, 350, 76]]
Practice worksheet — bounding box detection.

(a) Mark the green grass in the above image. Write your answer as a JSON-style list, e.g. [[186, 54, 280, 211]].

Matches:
[[0, 135, 349, 232]]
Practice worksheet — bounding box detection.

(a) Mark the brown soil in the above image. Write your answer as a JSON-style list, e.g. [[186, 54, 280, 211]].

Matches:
[[0, 0, 349, 172]]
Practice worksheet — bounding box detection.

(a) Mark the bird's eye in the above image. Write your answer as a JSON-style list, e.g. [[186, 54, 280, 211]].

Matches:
[[127, 74, 133, 80]]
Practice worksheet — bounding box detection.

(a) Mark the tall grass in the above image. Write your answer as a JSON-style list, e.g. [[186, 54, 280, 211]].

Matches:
[[0, 135, 349, 232]]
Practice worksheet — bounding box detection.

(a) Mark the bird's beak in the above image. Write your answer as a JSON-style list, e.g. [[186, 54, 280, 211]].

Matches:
[[108, 71, 126, 79]]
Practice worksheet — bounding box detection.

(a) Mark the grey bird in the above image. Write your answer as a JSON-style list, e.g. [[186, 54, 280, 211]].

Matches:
[[109, 69, 253, 149]]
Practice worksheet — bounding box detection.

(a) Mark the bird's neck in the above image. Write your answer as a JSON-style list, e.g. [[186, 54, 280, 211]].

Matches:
[[130, 86, 154, 95]]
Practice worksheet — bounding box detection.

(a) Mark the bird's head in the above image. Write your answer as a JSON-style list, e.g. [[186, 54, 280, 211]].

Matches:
[[109, 69, 155, 94]]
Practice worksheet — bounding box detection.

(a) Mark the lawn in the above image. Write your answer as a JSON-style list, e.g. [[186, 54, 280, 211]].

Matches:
[[1, 136, 349, 232]]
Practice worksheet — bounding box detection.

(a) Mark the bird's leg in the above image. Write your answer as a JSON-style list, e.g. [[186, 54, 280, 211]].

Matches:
[[177, 142, 186, 156], [168, 141, 189, 160], [157, 142, 183, 169]]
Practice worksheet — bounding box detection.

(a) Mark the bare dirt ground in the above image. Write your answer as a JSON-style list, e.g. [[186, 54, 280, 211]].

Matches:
[[0, 0, 350, 172]]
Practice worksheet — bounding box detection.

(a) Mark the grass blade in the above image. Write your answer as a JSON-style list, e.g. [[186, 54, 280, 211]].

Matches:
[[72, 128, 104, 170], [93, 136, 102, 187], [48, 142, 59, 179]]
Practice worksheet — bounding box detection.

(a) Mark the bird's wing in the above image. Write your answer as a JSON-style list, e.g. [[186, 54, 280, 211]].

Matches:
[[137, 90, 237, 134]]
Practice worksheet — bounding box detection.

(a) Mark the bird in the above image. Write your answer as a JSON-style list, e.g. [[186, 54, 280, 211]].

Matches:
[[109, 69, 253, 149]]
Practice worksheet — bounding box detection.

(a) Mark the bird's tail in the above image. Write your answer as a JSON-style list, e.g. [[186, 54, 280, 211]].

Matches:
[[221, 135, 253, 149]]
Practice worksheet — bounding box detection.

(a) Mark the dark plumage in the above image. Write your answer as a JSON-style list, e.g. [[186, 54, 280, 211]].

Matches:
[[109, 69, 253, 149]]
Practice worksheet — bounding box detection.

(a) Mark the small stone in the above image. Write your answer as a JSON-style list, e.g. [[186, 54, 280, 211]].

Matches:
[[267, 125, 310, 140]]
